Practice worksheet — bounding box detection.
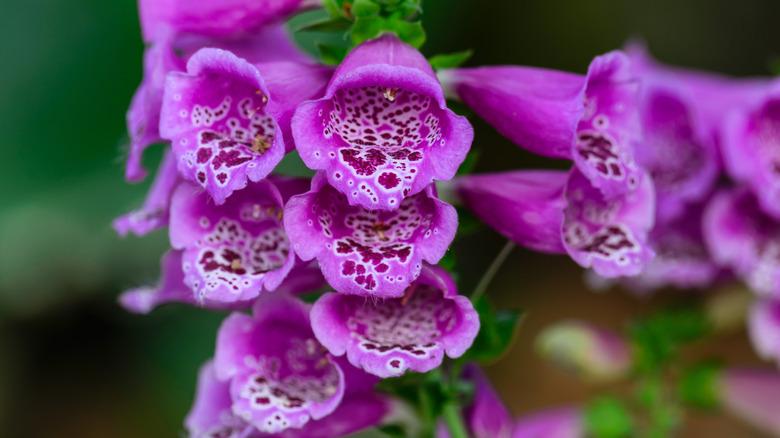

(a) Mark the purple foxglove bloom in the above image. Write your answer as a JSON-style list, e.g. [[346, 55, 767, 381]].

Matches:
[[169, 178, 297, 304], [719, 368, 780, 435], [511, 407, 584, 438], [292, 34, 473, 210], [435, 367, 513, 438], [114, 150, 181, 236], [439, 51, 641, 198], [138, 0, 316, 42], [722, 85, 780, 220], [536, 321, 632, 382], [703, 189, 780, 297], [214, 293, 347, 433], [748, 300, 780, 365], [284, 172, 457, 297], [310, 264, 479, 378], [161, 48, 332, 203], [126, 25, 308, 182]]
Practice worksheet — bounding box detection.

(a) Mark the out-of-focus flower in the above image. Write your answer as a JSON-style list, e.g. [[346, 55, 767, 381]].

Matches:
[[292, 34, 473, 210], [511, 407, 584, 438], [284, 172, 457, 297], [719, 368, 780, 436], [160, 48, 332, 203], [311, 264, 479, 377], [748, 300, 780, 366]]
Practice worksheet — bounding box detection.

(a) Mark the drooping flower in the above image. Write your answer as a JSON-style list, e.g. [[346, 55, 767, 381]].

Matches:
[[748, 300, 780, 366], [454, 167, 655, 277], [719, 368, 780, 435], [536, 320, 632, 382], [703, 188, 780, 298], [439, 51, 641, 198], [284, 172, 457, 296], [310, 264, 479, 378], [169, 178, 300, 304], [161, 48, 332, 203], [213, 293, 349, 433], [292, 34, 473, 210], [114, 149, 181, 236], [126, 25, 309, 182]]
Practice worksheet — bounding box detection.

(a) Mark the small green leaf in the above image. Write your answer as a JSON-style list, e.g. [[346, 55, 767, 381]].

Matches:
[[585, 396, 634, 438], [317, 42, 349, 65], [351, 0, 381, 17], [429, 50, 474, 70], [387, 19, 425, 48], [679, 361, 723, 410], [297, 17, 353, 32], [322, 0, 344, 18], [351, 16, 385, 45], [464, 296, 522, 362]]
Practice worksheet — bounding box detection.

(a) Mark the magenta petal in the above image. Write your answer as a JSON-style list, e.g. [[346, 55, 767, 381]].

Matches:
[[114, 150, 180, 237], [284, 173, 457, 297], [311, 265, 479, 378], [574, 51, 643, 199], [465, 367, 514, 438], [293, 34, 473, 210], [169, 180, 295, 303], [562, 168, 655, 277], [703, 189, 780, 298], [720, 369, 780, 435], [215, 294, 345, 434], [511, 407, 584, 438], [185, 360, 251, 438], [119, 250, 195, 313], [455, 170, 568, 254], [748, 300, 780, 365]]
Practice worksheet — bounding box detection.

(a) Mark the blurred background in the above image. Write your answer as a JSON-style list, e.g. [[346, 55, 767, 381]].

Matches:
[[2, 0, 780, 436]]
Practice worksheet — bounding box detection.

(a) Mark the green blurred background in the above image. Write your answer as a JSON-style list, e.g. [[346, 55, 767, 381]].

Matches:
[[1, 0, 779, 436]]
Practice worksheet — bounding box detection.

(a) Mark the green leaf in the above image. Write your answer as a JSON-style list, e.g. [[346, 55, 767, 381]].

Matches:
[[464, 296, 522, 362], [351, 16, 385, 45], [429, 50, 473, 70], [629, 307, 712, 372], [297, 16, 353, 32], [679, 361, 723, 410], [585, 396, 634, 438], [351, 0, 381, 17], [322, 0, 344, 17], [317, 42, 349, 65], [387, 19, 425, 48]]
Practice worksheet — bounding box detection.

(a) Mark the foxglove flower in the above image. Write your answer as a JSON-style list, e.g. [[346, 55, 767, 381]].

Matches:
[[311, 264, 479, 377], [127, 25, 309, 181], [436, 367, 513, 438], [512, 408, 584, 438], [292, 34, 473, 210], [114, 149, 180, 236], [161, 48, 332, 203], [719, 368, 780, 435], [722, 85, 780, 220], [169, 178, 298, 304], [748, 300, 780, 366], [214, 293, 350, 433], [185, 359, 390, 438], [284, 172, 457, 296], [703, 189, 780, 297], [455, 167, 655, 277], [439, 51, 641, 198]]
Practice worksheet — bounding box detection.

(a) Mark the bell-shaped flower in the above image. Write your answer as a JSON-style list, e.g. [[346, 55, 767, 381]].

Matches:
[[511, 407, 584, 438], [748, 300, 780, 366], [214, 293, 350, 433], [161, 48, 332, 203], [703, 189, 780, 298], [454, 167, 655, 277], [719, 368, 780, 436], [284, 172, 457, 296], [114, 149, 181, 236], [292, 34, 473, 210], [310, 264, 479, 378], [439, 51, 641, 198], [169, 177, 300, 304], [126, 25, 308, 182]]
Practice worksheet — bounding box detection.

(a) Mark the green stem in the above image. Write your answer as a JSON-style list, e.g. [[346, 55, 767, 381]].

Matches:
[[471, 241, 515, 303], [442, 402, 470, 438]]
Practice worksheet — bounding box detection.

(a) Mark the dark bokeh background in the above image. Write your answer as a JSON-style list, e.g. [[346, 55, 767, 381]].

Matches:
[[1, 0, 779, 436]]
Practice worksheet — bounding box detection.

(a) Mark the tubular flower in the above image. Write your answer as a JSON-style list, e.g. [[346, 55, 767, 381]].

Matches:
[[439, 51, 642, 198], [126, 25, 309, 182], [703, 188, 780, 298], [719, 368, 780, 436], [455, 167, 655, 277], [310, 264, 479, 378], [292, 34, 473, 210], [214, 294, 348, 433], [284, 172, 457, 297], [169, 177, 304, 304], [511, 407, 584, 438], [435, 367, 513, 438], [114, 149, 181, 236], [160, 48, 332, 204], [748, 300, 780, 366]]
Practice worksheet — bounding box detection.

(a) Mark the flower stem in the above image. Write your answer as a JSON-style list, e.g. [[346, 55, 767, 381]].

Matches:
[[471, 240, 515, 303], [442, 401, 470, 438]]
